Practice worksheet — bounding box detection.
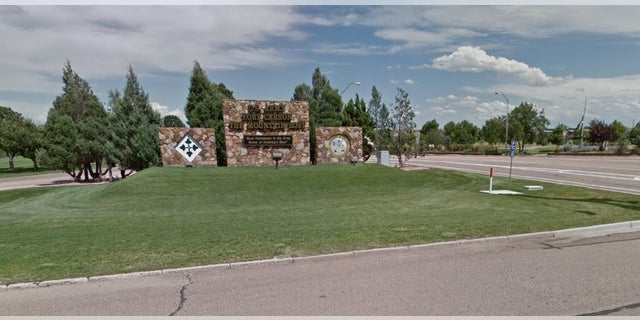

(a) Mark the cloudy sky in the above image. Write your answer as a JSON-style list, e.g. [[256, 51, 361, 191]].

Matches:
[[2, 3, 640, 130]]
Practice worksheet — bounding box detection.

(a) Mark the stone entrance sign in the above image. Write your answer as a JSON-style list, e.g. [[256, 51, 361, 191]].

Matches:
[[223, 100, 310, 167], [158, 127, 217, 166], [315, 127, 363, 164]]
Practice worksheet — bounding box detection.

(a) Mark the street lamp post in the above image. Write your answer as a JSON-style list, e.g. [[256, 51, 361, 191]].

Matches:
[[341, 81, 361, 95], [495, 91, 509, 153]]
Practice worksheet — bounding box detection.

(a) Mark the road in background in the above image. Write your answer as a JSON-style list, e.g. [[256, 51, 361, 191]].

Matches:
[[0, 173, 73, 191], [0, 171, 127, 191], [395, 154, 640, 195]]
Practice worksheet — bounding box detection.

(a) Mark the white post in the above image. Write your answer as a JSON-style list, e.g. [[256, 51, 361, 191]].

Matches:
[[489, 167, 494, 192]]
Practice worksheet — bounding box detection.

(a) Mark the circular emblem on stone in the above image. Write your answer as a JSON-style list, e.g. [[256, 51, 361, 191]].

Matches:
[[329, 135, 350, 156]]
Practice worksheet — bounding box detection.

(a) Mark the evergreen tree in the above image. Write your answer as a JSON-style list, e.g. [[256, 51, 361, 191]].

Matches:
[[38, 109, 80, 177], [39, 61, 111, 181], [342, 94, 374, 159], [293, 68, 343, 164], [368, 86, 390, 151], [377, 103, 392, 151], [108, 65, 161, 178], [184, 61, 231, 166], [162, 115, 185, 127]]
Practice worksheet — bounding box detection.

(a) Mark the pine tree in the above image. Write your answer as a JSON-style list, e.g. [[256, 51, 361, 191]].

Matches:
[[184, 61, 233, 166], [40, 61, 111, 181], [109, 65, 161, 178], [162, 115, 185, 127], [368, 86, 390, 151]]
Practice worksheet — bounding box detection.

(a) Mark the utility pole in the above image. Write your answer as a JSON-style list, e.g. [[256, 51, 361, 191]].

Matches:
[[495, 91, 509, 153]]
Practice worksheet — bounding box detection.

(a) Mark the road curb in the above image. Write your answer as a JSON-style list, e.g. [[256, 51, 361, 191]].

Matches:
[[38, 278, 88, 287], [2, 220, 639, 291], [552, 220, 640, 238]]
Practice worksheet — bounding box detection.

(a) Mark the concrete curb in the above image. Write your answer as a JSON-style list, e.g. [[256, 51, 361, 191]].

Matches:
[[38, 278, 88, 287], [3, 220, 639, 291], [552, 220, 640, 238]]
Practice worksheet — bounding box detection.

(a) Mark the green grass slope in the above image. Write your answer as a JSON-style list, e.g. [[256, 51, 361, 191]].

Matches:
[[1, 164, 638, 284]]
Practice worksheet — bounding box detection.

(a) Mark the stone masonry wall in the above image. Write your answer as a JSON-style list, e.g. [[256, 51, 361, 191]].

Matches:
[[223, 100, 310, 167], [315, 127, 363, 164], [158, 127, 217, 166]]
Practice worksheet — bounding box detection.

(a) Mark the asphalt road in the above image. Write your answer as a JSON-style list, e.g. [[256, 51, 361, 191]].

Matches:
[[1, 231, 639, 316], [400, 154, 640, 195]]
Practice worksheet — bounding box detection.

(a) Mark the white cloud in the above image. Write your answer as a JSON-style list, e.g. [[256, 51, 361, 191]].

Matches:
[[365, 6, 640, 41], [404, 79, 415, 85], [489, 75, 640, 126], [431, 46, 568, 86], [0, 6, 306, 88], [375, 27, 483, 53], [151, 102, 187, 125], [428, 106, 457, 115]]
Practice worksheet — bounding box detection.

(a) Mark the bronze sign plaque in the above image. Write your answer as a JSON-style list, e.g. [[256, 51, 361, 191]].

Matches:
[[243, 135, 293, 148]]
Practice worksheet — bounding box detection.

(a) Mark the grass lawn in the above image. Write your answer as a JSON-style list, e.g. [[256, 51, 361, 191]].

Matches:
[[1, 164, 639, 284], [0, 156, 57, 178]]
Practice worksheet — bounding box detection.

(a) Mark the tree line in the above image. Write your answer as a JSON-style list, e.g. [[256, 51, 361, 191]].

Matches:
[[2, 62, 639, 177]]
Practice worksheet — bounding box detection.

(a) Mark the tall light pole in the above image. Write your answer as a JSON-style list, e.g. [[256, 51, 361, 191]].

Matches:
[[495, 91, 509, 152], [341, 81, 361, 95]]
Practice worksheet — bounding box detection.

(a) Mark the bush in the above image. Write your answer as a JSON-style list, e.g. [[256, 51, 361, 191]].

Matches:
[[616, 140, 631, 155]]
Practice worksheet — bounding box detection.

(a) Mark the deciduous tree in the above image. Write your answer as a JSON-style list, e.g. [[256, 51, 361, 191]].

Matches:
[[548, 124, 568, 152], [0, 106, 42, 169], [389, 88, 416, 167], [588, 119, 619, 151], [510, 102, 549, 152]]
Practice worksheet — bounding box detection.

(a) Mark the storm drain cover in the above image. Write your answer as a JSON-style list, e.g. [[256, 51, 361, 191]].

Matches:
[[175, 133, 203, 163]]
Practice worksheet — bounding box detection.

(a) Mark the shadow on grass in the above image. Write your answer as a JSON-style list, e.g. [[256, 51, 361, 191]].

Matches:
[[521, 194, 640, 212]]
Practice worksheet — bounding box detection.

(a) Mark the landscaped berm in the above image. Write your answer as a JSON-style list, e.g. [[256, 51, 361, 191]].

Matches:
[[1, 164, 640, 285]]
